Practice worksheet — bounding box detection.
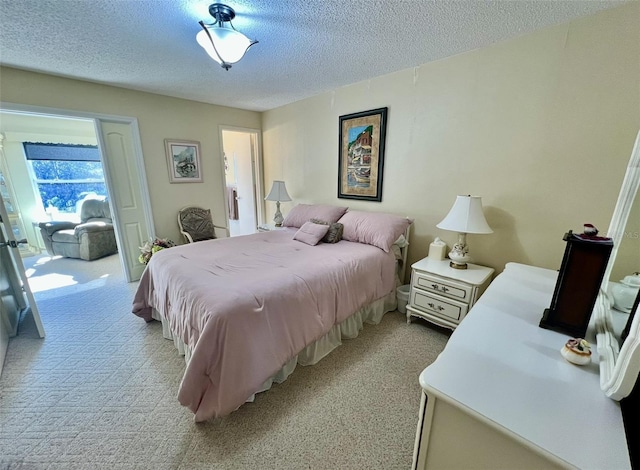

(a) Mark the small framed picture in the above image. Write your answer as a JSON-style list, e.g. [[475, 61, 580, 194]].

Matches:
[[165, 139, 203, 183], [338, 107, 388, 202]]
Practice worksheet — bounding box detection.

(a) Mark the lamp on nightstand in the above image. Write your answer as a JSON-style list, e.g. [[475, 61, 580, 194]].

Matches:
[[265, 180, 291, 226], [436, 195, 492, 269]]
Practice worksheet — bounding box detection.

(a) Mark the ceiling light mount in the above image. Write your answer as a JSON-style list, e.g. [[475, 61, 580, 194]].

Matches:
[[208, 3, 235, 23], [196, 3, 257, 71]]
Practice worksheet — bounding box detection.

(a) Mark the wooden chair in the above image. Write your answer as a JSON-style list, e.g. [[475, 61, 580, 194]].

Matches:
[[178, 206, 227, 243]]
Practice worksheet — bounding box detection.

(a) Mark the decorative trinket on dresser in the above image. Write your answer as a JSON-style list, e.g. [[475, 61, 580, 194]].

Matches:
[[561, 338, 592, 365]]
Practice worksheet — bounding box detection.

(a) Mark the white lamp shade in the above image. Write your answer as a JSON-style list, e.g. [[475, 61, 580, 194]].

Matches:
[[436, 195, 493, 234], [265, 180, 292, 202], [196, 26, 254, 65]]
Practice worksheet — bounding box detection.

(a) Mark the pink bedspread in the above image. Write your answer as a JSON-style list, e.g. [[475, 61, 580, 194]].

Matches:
[[132, 229, 396, 421]]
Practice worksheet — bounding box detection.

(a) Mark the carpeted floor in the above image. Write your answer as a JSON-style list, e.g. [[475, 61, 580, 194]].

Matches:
[[0, 254, 449, 469]]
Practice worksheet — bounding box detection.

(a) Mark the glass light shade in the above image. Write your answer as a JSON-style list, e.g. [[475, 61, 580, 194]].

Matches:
[[196, 25, 254, 66], [436, 195, 492, 234], [265, 181, 292, 202]]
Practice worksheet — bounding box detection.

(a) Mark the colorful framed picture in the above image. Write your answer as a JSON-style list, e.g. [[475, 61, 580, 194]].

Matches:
[[338, 107, 388, 201], [165, 139, 203, 183]]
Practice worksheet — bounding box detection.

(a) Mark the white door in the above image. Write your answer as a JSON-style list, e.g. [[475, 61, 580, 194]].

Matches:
[[97, 121, 151, 282], [0, 218, 28, 376], [0, 192, 44, 342], [222, 130, 260, 236], [0, 225, 25, 335]]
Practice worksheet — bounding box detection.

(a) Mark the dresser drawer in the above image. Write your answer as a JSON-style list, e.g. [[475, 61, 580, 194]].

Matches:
[[411, 289, 469, 322], [412, 271, 473, 303]]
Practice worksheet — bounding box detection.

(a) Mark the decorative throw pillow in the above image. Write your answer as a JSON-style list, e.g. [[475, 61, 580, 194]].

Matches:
[[310, 218, 344, 244], [338, 211, 413, 253], [293, 221, 330, 246], [282, 204, 348, 228]]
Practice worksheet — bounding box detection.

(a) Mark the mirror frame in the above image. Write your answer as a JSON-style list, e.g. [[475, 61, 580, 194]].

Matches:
[[594, 129, 640, 400]]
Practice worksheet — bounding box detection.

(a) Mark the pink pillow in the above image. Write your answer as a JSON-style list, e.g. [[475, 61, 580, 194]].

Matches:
[[283, 204, 348, 228], [338, 211, 413, 252], [293, 221, 330, 246]]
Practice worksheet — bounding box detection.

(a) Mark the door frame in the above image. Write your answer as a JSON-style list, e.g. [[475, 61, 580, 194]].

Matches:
[[0, 101, 155, 282], [218, 126, 265, 231]]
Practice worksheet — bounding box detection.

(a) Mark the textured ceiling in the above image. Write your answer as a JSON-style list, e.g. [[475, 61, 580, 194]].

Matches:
[[0, 0, 627, 112]]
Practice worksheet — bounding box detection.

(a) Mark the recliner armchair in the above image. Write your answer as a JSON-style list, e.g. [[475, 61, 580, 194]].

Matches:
[[39, 198, 118, 261]]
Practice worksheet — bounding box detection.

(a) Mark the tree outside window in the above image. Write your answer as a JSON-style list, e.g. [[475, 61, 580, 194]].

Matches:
[[23, 143, 107, 215]]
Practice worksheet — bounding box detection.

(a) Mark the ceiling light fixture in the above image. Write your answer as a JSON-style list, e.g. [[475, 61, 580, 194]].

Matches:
[[196, 3, 258, 71]]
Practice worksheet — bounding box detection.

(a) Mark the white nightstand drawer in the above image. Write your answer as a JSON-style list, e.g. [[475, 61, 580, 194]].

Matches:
[[411, 290, 469, 322], [412, 271, 472, 303]]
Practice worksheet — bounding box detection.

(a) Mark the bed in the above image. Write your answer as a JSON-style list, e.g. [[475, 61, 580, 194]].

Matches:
[[132, 205, 412, 422]]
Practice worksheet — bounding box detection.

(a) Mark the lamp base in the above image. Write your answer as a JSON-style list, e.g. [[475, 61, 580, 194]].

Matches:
[[273, 201, 284, 227], [448, 233, 470, 269], [449, 260, 468, 270]]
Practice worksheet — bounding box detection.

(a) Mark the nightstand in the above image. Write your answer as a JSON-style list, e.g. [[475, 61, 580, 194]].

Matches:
[[257, 223, 287, 232], [406, 258, 494, 330]]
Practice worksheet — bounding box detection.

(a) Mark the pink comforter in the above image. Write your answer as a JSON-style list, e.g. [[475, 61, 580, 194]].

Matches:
[[132, 229, 396, 421]]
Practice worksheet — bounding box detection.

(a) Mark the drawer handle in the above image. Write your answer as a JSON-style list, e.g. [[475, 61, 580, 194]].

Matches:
[[430, 283, 449, 293], [427, 302, 445, 312]]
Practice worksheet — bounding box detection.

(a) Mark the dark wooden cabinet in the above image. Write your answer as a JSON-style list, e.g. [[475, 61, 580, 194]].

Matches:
[[540, 230, 613, 338]]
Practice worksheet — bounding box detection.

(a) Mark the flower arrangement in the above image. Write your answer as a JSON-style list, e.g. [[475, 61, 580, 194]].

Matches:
[[139, 237, 176, 265]]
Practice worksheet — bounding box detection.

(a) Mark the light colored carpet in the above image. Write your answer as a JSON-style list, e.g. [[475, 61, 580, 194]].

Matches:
[[0, 254, 449, 469]]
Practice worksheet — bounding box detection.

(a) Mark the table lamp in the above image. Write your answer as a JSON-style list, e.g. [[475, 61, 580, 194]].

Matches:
[[436, 195, 492, 269], [265, 180, 291, 226]]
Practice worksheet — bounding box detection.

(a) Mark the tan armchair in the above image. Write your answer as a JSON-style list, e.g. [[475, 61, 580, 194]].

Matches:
[[39, 199, 118, 261]]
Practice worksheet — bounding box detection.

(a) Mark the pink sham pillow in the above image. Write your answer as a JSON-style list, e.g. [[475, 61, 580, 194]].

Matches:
[[283, 204, 349, 228], [293, 221, 330, 246], [338, 211, 413, 252]]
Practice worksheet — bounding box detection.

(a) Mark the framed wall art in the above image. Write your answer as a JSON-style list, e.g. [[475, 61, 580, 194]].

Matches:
[[165, 139, 203, 183], [338, 107, 388, 202]]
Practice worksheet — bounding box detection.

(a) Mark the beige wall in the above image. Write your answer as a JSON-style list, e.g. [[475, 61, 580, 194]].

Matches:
[[262, 3, 640, 277], [0, 67, 261, 244]]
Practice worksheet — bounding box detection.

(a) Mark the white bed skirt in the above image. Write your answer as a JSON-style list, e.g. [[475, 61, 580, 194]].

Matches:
[[151, 289, 397, 403]]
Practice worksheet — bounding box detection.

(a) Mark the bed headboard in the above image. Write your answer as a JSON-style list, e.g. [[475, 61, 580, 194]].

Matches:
[[398, 222, 412, 284]]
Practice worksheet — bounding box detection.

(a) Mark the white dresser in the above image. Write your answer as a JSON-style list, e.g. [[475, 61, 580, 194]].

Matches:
[[412, 262, 630, 470]]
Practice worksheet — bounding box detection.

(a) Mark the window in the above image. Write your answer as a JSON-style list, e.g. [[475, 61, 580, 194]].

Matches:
[[23, 143, 107, 216]]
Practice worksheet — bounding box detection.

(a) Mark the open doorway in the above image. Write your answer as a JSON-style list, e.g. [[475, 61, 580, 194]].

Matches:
[[220, 127, 264, 236], [0, 113, 108, 255], [0, 105, 154, 376], [0, 111, 116, 347], [0, 104, 154, 283], [0, 112, 116, 258]]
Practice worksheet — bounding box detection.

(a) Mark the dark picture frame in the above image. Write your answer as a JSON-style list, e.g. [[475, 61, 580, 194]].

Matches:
[[165, 139, 203, 183], [338, 107, 388, 201]]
